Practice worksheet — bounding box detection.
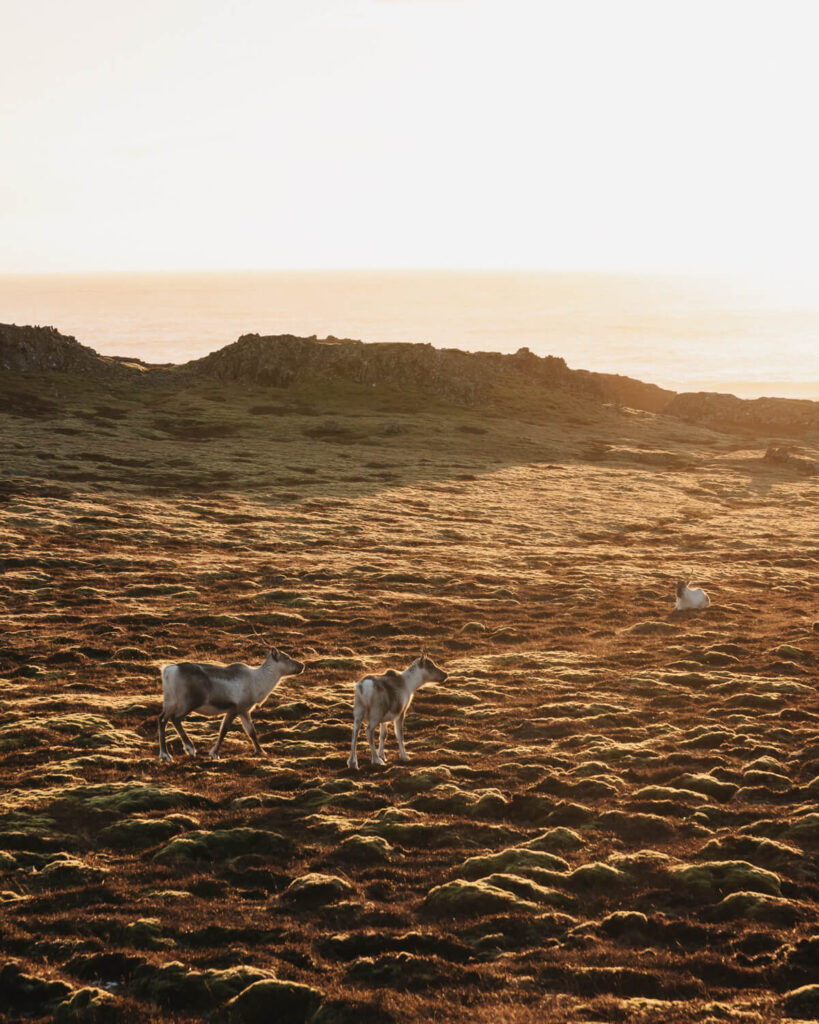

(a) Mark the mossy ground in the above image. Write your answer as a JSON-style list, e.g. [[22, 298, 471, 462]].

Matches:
[[1, 368, 819, 1022]]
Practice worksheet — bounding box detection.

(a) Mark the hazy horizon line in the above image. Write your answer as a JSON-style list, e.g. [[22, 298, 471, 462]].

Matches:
[[0, 266, 803, 280]]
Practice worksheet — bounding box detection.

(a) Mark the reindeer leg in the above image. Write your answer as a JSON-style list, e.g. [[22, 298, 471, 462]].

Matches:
[[395, 711, 410, 762], [348, 715, 362, 770], [239, 711, 265, 756], [209, 711, 236, 760], [377, 722, 389, 761], [171, 715, 196, 757], [157, 712, 173, 763], [368, 722, 385, 766]]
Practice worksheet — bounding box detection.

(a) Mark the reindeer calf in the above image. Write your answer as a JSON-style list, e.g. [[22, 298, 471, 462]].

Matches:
[[347, 655, 447, 770]]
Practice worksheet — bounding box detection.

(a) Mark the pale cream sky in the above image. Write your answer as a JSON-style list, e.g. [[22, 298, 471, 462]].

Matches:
[[2, 0, 818, 273]]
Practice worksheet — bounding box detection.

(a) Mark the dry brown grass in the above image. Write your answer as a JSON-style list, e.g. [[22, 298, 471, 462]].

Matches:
[[1, 369, 818, 1023]]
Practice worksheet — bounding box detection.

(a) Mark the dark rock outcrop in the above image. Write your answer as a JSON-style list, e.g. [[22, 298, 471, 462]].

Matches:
[[3, 325, 672, 412], [667, 391, 819, 437], [180, 334, 592, 405], [0, 324, 133, 379]]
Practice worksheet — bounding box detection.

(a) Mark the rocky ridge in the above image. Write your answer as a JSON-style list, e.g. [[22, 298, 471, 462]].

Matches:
[[0, 324, 128, 378], [2, 322, 819, 436], [183, 334, 591, 405], [667, 391, 819, 436]]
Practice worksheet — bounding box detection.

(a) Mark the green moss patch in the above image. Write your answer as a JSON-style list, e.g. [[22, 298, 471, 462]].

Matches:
[[771, 644, 812, 664], [391, 767, 455, 794], [333, 834, 393, 863], [281, 873, 354, 907], [522, 827, 585, 852], [54, 986, 118, 1023], [222, 978, 324, 1023], [696, 835, 812, 877], [786, 812, 819, 841], [672, 773, 738, 802], [598, 911, 651, 939], [457, 846, 569, 881], [153, 828, 289, 864], [72, 783, 205, 815], [670, 860, 781, 899], [506, 793, 555, 825], [207, 967, 282, 1005], [125, 918, 174, 950], [741, 769, 791, 791], [544, 801, 596, 826], [0, 811, 68, 847], [98, 815, 194, 849], [632, 785, 709, 805], [710, 890, 803, 925], [131, 960, 274, 1011], [423, 879, 541, 917], [35, 856, 107, 887], [466, 789, 509, 819], [569, 862, 630, 887], [479, 873, 574, 909], [598, 810, 674, 841]]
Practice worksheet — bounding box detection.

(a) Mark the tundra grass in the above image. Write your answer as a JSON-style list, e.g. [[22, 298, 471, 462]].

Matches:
[[1, 370, 818, 1022]]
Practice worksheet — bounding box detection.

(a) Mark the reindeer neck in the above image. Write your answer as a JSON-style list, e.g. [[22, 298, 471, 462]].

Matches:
[[402, 663, 427, 692], [251, 656, 282, 701]]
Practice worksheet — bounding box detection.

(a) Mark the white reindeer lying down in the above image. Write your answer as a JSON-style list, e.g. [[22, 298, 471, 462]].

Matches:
[[158, 648, 304, 762], [674, 579, 710, 611], [347, 655, 448, 770]]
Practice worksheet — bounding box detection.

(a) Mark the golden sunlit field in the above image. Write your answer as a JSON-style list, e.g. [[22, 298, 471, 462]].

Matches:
[[2, 338, 819, 1024]]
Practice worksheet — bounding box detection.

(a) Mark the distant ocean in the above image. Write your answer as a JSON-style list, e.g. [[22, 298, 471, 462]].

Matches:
[[1, 270, 818, 400]]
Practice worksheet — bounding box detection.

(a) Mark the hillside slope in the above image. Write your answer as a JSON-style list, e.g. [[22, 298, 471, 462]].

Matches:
[[4, 323, 819, 438]]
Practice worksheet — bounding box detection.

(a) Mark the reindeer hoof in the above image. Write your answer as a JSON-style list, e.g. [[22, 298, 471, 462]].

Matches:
[[208, 750, 220, 761], [184, 746, 196, 757], [372, 756, 386, 766], [399, 754, 410, 763], [347, 758, 359, 770], [159, 752, 173, 763]]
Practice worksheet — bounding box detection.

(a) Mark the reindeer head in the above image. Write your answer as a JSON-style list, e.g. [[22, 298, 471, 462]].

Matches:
[[272, 648, 304, 675], [417, 652, 448, 683]]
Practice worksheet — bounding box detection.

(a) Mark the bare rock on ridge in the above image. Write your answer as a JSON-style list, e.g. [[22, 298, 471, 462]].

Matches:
[[667, 390, 819, 437], [0, 324, 134, 379], [180, 334, 614, 407]]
